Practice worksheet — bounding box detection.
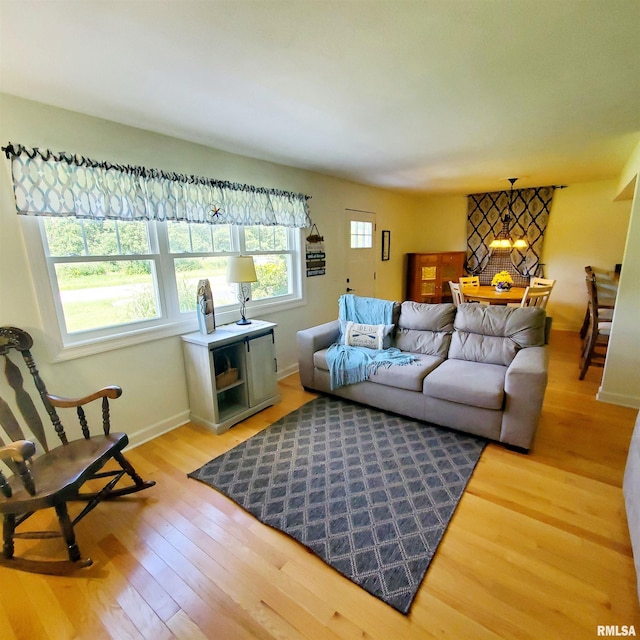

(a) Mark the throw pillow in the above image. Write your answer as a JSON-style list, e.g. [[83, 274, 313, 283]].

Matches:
[[342, 322, 394, 350]]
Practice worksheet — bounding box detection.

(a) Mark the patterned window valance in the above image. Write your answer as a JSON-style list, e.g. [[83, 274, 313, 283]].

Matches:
[[466, 186, 555, 281], [2, 143, 311, 228]]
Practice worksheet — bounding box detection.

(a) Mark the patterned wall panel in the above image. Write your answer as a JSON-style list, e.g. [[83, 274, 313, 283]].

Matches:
[[466, 186, 554, 286]]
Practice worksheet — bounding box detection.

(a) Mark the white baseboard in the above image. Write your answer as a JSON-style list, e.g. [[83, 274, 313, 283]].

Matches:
[[596, 387, 640, 409], [597, 389, 640, 410], [127, 364, 300, 450], [277, 363, 299, 380], [127, 410, 190, 449]]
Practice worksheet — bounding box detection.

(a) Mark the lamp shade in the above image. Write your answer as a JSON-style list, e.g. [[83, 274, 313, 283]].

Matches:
[[226, 255, 257, 283]]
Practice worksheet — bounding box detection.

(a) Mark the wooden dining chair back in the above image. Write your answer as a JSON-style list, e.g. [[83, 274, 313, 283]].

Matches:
[[579, 273, 612, 380], [449, 281, 465, 307], [0, 327, 155, 573], [580, 266, 616, 339], [459, 276, 480, 288], [530, 277, 556, 290], [519, 285, 553, 309]]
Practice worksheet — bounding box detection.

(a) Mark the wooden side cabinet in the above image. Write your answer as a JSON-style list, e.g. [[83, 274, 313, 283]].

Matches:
[[406, 252, 466, 304], [181, 320, 280, 434]]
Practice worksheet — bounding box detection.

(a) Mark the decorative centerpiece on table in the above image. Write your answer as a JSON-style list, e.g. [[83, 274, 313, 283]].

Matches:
[[492, 270, 513, 292]]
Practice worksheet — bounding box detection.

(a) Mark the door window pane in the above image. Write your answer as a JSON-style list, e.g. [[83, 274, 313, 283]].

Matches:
[[350, 220, 373, 248]]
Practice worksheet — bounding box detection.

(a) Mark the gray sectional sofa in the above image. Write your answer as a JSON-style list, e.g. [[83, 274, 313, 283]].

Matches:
[[297, 301, 549, 451]]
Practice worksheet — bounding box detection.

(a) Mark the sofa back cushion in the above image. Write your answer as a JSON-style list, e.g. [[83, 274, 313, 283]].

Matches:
[[394, 302, 456, 357], [449, 303, 546, 366]]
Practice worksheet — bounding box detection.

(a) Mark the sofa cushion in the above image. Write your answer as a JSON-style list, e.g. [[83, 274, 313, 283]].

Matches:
[[398, 301, 456, 331], [449, 304, 546, 366], [367, 353, 444, 391], [395, 302, 455, 356], [423, 359, 507, 410], [313, 349, 441, 392]]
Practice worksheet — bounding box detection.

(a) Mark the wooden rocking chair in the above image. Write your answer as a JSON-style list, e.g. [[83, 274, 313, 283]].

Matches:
[[0, 327, 155, 573]]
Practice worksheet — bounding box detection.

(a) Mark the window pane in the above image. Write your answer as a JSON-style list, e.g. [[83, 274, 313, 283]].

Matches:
[[44, 218, 150, 256], [212, 225, 232, 252], [55, 260, 159, 333], [174, 256, 235, 312], [118, 221, 151, 254], [190, 224, 213, 253], [167, 222, 191, 253], [44, 218, 86, 256], [273, 226, 287, 250], [244, 226, 261, 252], [168, 222, 232, 254], [252, 254, 291, 300], [350, 220, 372, 249]]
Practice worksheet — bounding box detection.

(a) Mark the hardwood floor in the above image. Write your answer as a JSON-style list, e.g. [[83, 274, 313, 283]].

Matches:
[[1, 330, 638, 639]]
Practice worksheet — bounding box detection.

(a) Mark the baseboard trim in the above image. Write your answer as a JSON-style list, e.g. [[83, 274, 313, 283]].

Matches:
[[597, 389, 640, 409], [127, 410, 190, 449], [277, 363, 299, 380]]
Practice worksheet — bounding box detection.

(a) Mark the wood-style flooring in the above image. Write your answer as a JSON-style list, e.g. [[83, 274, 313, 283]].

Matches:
[[1, 330, 639, 639]]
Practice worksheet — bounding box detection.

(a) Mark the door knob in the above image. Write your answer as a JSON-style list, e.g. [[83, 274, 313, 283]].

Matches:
[[346, 287, 355, 292]]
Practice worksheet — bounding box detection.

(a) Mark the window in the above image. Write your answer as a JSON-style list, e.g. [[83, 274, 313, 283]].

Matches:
[[32, 217, 302, 356], [350, 220, 373, 248]]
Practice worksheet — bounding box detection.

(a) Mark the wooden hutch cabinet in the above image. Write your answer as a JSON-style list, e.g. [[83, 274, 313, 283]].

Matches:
[[406, 252, 466, 304]]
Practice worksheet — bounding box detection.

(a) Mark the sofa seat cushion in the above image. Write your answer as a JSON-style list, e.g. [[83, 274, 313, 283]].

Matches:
[[313, 349, 442, 392], [423, 359, 507, 410], [368, 353, 443, 391]]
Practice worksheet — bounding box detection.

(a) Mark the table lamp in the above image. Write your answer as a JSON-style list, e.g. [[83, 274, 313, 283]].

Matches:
[[226, 255, 257, 325]]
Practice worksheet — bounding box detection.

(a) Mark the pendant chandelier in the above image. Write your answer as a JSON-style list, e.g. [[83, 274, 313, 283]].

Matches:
[[489, 178, 527, 249]]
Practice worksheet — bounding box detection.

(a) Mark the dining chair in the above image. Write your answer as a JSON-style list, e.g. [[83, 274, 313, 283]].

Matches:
[[459, 276, 480, 288], [530, 277, 556, 290], [580, 266, 615, 339], [449, 281, 465, 307], [0, 326, 156, 573], [579, 273, 612, 379], [519, 285, 553, 309]]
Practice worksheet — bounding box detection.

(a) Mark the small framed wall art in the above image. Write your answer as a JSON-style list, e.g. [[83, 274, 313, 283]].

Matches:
[[381, 230, 391, 261]]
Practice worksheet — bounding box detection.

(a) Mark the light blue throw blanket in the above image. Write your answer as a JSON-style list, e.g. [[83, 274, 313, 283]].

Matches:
[[326, 295, 416, 390], [339, 294, 394, 325]]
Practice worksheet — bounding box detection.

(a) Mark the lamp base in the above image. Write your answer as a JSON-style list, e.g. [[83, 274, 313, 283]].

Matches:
[[236, 318, 252, 325]]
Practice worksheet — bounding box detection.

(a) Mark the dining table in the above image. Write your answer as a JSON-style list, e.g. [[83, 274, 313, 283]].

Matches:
[[462, 285, 527, 305]]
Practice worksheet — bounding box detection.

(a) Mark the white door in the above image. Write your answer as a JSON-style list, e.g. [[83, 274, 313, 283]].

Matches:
[[346, 210, 376, 297]]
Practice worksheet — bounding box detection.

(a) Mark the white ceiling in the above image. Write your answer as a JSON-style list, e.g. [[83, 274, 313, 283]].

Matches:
[[1, 0, 639, 195]]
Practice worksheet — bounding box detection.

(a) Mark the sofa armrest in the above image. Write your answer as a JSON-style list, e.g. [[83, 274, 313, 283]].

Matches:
[[500, 346, 549, 450], [297, 320, 340, 388]]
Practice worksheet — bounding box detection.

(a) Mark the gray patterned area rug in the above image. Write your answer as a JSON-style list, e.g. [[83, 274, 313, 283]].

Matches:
[[188, 396, 486, 613]]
